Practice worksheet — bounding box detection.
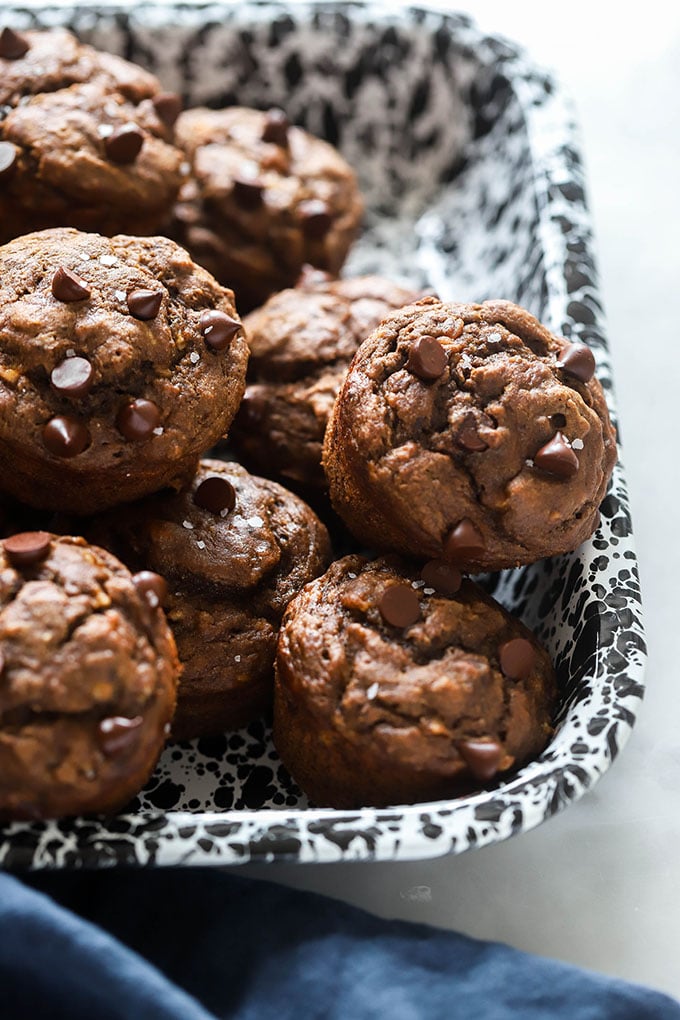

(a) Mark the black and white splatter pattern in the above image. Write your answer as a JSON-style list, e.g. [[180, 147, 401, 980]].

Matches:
[[0, 2, 646, 870]]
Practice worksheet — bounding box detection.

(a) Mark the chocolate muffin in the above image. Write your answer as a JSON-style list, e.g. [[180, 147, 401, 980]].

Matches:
[[323, 298, 617, 572], [230, 275, 421, 490], [0, 26, 184, 240], [91, 459, 331, 740], [172, 106, 364, 311], [0, 227, 248, 514], [274, 555, 556, 808], [0, 532, 179, 820]]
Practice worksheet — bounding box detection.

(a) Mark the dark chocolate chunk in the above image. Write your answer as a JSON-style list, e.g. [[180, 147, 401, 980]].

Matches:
[[50, 357, 93, 398], [378, 583, 421, 628], [457, 739, 503, 781], [499, 637, 536, 680], [132, 570, 168, 609], [42, 416, 91, 458], [534, 432, 579, 479], [199, 309, 241, 351], [299, 199, 333, 238], [421, 560, 462, 596], [116, 399, 161, 441], [152, 92, 182, 129], [444, 519, 485, 563], [51, 266, 91, 303], [105, 124, 144, 164], [557, 341, 596, 383], [457, 426, 488, 452], [2, 531, 51, 567], [97, 715, 144, 757], [193, 476, 236, 515], [262, 107, 290, 146], [0, 27, 29, 60], [0, 140, 19, 181], [233, 172, 264, 208], [407, 335, 448, 381], [127, 288, 163, 320]]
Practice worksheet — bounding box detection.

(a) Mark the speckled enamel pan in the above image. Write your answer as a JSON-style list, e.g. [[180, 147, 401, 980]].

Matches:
[[0, 1, 646, 869]]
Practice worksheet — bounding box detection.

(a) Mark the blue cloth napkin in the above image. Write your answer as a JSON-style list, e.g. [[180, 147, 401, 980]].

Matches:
[[0, 869, 677, 1020]]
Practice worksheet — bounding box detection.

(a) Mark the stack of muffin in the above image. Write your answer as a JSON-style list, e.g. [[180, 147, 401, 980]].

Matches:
[[0, 27, 617, 819]]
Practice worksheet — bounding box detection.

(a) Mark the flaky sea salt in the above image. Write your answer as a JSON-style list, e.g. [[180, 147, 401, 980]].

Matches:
[[347, 572, 357, 579], [572, 438, 584, 450], [97, 124, 114, 138], [115, 290, 126, 302], [65, 348, 76, 358], [152, 426, 164, 436], [526, 458, 534, 467], [246, 515, 264, 528], [100, 254, 117, 267], [423, 587, 435, 595], [411, 580, 425, 589], [366, 682, 379, 700], [182, 519, 194, 530], [234, 655, 241, 663], [196, 540, 206, 550], [189, 351, 200, 364]]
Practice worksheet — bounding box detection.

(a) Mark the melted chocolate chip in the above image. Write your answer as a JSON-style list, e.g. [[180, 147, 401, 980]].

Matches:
[[534, 432, 579, 479], [51, 266, 91, 303], [444, 519, 485, 564], [116, 399, 161, 441], [193, 476, 236, 515], [0, 140, 18, 181], [105, 124, 144, 164], [97, 715, 144, 757], [457, 739, 503, 781], [43, 416, 91, 458], [407, 336, 448, 381], [132, 570, 168, 609], [421, 560, 462, 596], [199, 309, 241, 351], [262, 107, 290, 146], [50, 357, 93, 398], [2, 531, 51, 567], [0, 27, 29, 60], [499, 637, 536, 680], [152, 92, 182, 128], [233, 172, 264, 208], [557, 341, 596, 383], [378, 583, 421, 628], [457, 426, 488, 452], [299, 199, 333, 238], [127, 288, 163, 320]]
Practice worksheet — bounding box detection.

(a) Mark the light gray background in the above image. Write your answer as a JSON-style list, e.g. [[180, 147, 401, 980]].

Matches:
[[241, 0, 680, 1001]]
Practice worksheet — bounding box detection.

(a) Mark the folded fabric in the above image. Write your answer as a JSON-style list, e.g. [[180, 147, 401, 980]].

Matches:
[[0, 869, 677, 1020]]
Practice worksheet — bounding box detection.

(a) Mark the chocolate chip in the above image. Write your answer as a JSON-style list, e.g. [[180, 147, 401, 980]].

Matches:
[[299, 199, 333, 238], [152, 92, 182, 128], [379, 583, 421, 628], [193, 476, 236, 515], [132, 570, 168, 609], [2, 531, 51, 567], [105, 123, 144, 164], [262, 107, 290, 146], [0, 27, 29, 60], [499, 637, 536, 680], [457, 739, 503, 781], [557, 341, 596, 383], [50, 357, 93, 398], [199, 309, 241, 351], [421, 560, 462, 596], [0, 140, 18, 181], [127, 288, 163, 320], [233, 172, 264, 208], [444, 519, 485, 563], [97, 715, 144, 757], [51, 266, 91, 302], [43, 416, 91, 458], [534, 432, 579, 479], [116, 399, 161, 441], [457, 426, 488, 452], [407, 336, 448, 381]]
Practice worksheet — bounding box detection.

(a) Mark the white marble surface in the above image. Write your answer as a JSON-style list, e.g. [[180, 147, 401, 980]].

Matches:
[[240, 1, 680, 1002]]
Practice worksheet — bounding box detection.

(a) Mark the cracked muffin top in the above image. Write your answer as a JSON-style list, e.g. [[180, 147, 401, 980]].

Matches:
[[323, 298, 617, 571], [0, 26, 184, 240], [273, 554, 556, 808], [0, 532, 178, 820], [0, 227, 248, 514], [231, 274, 421, 489]]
